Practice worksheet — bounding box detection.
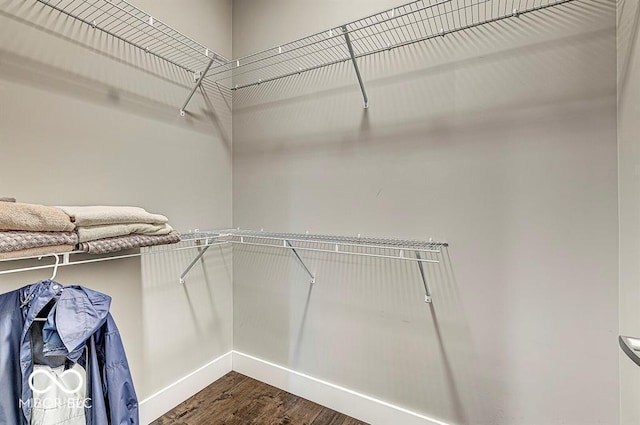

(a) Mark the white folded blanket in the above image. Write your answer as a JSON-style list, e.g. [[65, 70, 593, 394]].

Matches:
[[77, 222, 174, 243], [57, 206, 169, 227]]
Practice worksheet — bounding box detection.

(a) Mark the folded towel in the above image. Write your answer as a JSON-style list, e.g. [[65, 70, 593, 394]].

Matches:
[[0, 244, 75, 260], [77, 222, 174, 243], [0, 203, 74, 232], [79, 231, 181, 254], [0, 231, 78, 253], [0, 197, 16, 202], [57, 206, 169, 227]]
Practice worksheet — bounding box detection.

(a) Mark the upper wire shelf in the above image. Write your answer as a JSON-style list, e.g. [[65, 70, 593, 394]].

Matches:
[[30, 0, 578, 113], [221, 229, 446, 252], [35, 0, 229, 75], [204, 0, 577, 90]]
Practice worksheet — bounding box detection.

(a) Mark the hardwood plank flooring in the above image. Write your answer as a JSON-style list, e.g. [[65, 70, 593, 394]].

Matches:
[[151, 371, 369, 425]]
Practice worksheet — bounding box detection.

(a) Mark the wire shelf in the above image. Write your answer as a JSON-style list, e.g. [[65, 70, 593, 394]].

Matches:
[[204, 0, 577, 89], [0, 230, 445, 301], [213, 229, 447, 254], [35, 0, 228, 75], [0, 236, 229, 276], [214, 229, 444, 300]]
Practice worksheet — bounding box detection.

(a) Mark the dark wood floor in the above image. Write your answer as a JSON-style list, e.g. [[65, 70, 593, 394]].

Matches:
[[151, 371, 369, 425]]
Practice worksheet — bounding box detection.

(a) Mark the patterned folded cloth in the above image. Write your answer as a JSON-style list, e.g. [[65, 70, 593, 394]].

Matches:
[[0, 197, 16, 202], [79, 231, 181, 254], [57, 206, 169, 227], [0, 231, 78, 253], [0, 245, 75, 260], [0, 202, 74, 232], [77, 222, 174, 243]]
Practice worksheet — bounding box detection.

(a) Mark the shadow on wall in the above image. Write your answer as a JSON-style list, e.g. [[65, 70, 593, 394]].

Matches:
[[0, 0, 231, 138], [232, 0, 614, 156], [139, 243, 233, 396], [232, 242, 478, 424]]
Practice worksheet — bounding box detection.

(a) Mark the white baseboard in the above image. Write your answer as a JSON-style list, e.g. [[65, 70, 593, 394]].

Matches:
[[232, 351, 451, 425], [138, 351, 233, 424]]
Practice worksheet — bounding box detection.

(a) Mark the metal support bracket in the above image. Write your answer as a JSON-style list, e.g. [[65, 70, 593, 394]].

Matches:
[[180, 58, 214, 116], [285, 240, 316, 284], [341, 25, 369, 109], [415, 251, 432, 303], [179, 240, 211, 284]]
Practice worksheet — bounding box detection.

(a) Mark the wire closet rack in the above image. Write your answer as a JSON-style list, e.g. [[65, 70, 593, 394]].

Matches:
[[32, 0, 578, 112], [201, 0, 578, 108], [0, 232, 227, 277], [33, 0, 229, 115], [181, 229, 447, 303], [35, 0, 226, 73], [0, 229, 447, 303]]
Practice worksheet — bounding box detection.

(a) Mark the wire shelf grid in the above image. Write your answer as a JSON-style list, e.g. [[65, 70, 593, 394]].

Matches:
[[204, 0, 576, 89], [35, 0, 228, 75], [216, 229, 447, 253], [30, 0, 578, 110]]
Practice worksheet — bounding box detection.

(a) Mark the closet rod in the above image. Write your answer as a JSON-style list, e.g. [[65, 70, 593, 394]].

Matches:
[[0, 239, 230, 277]]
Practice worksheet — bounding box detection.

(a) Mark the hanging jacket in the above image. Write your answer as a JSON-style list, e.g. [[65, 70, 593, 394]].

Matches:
[[0, 279, 139, 425]]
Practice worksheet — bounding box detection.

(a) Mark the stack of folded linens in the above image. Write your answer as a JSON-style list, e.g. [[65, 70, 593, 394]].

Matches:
[[57, 206, 180, 254], [0, 201, 77, 259]]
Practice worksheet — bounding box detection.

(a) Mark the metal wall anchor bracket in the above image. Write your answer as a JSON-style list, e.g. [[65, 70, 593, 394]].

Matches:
[[341, 25, 369, 109], [179, 240, 212, 284], [286, 240, 316, 284], [180, 57, 214, 117], [415, 251, 432, 303]]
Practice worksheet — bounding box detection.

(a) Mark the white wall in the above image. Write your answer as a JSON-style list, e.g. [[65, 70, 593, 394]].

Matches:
[[618, 0, 640, 422], [0, 0, 233, 414], [232, 1, 619, 424], [0, 0, 628, 423]]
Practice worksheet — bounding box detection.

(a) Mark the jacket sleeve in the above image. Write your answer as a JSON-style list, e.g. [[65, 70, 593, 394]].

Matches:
[[98, 314, 139, 425]]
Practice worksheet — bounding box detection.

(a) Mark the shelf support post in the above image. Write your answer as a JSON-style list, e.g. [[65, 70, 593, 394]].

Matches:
[[180, 58, 215, 116], [179, 240, 211, 284], [341, 25, 369, 109], [415, 251, 432, 303], [286, 240, 316, 284]]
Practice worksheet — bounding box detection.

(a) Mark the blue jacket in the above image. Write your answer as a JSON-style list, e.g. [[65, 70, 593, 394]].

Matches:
[[0, 280, 139, 424]]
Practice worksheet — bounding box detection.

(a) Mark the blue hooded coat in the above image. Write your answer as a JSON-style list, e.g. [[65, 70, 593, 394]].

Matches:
[[0, 280, 138, 424]]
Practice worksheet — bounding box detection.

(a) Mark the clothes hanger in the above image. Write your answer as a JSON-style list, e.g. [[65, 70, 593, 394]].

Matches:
[[32, 254, 62, 322], [38, 253, 60, 281]]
